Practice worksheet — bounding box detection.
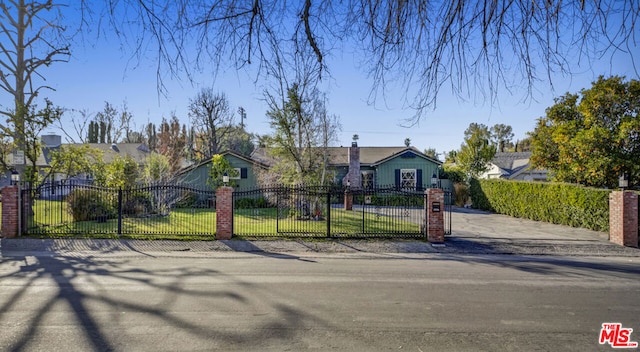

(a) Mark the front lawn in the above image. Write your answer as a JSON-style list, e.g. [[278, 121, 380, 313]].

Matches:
[[21, 200, 423, 239]]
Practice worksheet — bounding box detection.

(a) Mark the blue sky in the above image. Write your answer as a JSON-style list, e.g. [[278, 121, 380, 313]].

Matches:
[[7, 7, 638, 158]]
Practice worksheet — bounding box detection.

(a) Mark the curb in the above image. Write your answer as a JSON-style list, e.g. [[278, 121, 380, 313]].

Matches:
[[2, 237, 639, 257]]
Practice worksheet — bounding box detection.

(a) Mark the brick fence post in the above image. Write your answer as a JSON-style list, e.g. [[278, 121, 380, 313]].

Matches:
[[1, 185, 19, 238], [344, 189, 353, 211], [609, 191, 638, 248], [426, 188, 445, 243], [216, 186, 234, 240]]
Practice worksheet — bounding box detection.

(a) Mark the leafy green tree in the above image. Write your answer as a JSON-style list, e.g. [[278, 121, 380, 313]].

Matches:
[[263, 84, 339, 186], [530, 76, 640, 188], [464, 123, 491, 141], [444, 150, 458, 165], [423, 147, 438, 159], [220, 125, 255, 156], [95, 155, 139, 189], [491, 124, 514, 152], [208, 154, 238, 188], [457, 123, 496, 178], [142, 153, 171, 184], [513, 137, 532, 152], [46, 145, 105, 183], [87, 121, 99, 143]]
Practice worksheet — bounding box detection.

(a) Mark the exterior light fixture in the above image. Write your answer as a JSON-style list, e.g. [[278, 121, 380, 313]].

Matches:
[[223, 172, 229, 186], [10, 170, 20, 185], [619, 173, 628, 191], [431, 173, 438, 188]]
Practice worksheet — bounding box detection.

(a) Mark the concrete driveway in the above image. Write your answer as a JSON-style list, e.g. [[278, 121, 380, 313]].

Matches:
[[445, 207, 638, 256]]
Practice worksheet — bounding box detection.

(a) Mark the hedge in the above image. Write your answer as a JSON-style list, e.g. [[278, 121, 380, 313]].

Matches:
[[469, 178, 610, 232]]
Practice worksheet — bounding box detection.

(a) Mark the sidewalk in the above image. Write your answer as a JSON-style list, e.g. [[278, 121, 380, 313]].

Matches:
[[1, 208, 638, 257]]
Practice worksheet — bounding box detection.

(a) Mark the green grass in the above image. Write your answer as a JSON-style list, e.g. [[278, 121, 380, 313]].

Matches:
[[26, 200, 217, 237], [234, 207, 421, 236], [22, 200, 422, 239]]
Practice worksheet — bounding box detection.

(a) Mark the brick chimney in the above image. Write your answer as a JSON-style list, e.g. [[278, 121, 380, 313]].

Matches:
[[343, 142, 361, 189]]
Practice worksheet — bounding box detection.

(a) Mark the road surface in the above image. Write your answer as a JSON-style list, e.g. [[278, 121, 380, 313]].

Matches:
[[1, 252, 639, 351]]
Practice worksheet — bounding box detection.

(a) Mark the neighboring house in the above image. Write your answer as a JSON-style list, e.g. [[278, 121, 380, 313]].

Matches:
[[479, 152, 548, 181], [43, 136, 152, 184], [182, 143, 447, 191], [0, 134, 153, 190], [177, 150, 269, 190]]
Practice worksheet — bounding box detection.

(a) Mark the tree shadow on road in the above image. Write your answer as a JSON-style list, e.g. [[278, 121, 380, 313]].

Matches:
[[0, 251, 327, 351], [428, 251, 640, 279]]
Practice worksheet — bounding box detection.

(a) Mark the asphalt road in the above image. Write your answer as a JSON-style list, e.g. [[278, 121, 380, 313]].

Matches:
[[1, 251, 639, 351]]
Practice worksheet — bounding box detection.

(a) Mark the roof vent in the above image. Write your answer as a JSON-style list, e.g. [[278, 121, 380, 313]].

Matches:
[[111, 144, 120, 153]]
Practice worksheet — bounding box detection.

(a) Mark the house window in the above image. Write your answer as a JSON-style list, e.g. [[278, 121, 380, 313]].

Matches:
[[401, 169, 416, 190], [229, 168, 241, 180], [362, 171, 374, 189]]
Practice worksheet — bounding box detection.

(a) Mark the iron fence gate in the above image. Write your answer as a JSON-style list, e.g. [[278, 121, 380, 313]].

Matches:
[[21, 182, 216, 236], [232, 186, 333, 237], [233, 186, 449, 238]]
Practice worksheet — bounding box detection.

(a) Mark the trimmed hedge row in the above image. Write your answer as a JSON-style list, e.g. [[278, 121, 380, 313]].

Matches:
[[469, 179, 610, 232]]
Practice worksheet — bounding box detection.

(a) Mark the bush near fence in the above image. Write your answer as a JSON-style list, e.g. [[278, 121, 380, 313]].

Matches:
[[469, 178, 610, 232]]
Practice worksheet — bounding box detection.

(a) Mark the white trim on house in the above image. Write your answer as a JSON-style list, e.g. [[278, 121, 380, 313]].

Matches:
[[400, 168, 417, 190]]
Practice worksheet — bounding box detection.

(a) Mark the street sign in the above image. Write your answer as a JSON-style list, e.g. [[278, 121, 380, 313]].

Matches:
[[12, 150, 25, 165]]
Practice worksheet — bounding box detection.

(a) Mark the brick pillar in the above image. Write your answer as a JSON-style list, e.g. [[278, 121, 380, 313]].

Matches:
[[1, 185, 19, 238], [344, 190, 353, 211], [609, 191, 638, 248], [426, 188, 445, 243], [216, 186, 234, 240]]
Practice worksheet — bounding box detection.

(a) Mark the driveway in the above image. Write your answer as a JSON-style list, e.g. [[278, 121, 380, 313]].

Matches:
[[445, 207, 637, 256]]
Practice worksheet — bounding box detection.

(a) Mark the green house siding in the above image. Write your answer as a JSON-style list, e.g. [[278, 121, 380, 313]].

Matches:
[[179, 154, 260, 190], [375, 156, 440, 189], [225, 155, 259, 189]]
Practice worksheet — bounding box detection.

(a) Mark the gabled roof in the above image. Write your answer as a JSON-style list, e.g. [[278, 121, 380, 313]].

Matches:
[[34, 143, 151, 168], [250, 146, 442, 167], [177, 150, 269, 175], [75, 143, 151, 164], [489, 152, 533, 178]]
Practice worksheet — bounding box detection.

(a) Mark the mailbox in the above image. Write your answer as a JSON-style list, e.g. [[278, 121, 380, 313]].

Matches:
[[432, 202, 441, 212]]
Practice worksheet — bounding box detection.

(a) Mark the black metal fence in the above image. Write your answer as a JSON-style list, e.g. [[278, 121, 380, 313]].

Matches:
[[22, 182, 216, 237], [233, 185, 449, 238]]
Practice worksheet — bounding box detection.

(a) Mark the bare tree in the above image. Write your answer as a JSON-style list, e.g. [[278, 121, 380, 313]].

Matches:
[[92, 1, 638, 124], [0, 0, 70, 176], [188, 88, 234, 159], [58, 109, 93, 143], [92, 101, 134, 144]]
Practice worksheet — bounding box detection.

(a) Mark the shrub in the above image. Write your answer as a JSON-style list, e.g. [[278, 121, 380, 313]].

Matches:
[[234, 196, 270, 209], [453, 182, 469, 207], [123, 192, 152, 215], [442, 168, 466, 183], [469, 178, 610, 232], [67, 189, 115, 222]]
